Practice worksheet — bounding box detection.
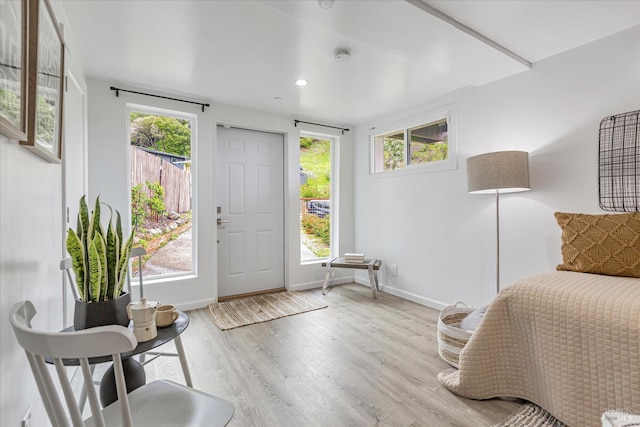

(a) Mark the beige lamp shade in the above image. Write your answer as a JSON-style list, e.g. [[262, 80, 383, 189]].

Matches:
[[467, 151, 530, 194]]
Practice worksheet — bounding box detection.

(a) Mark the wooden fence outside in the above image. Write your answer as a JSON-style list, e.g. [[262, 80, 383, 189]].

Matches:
[[131, 147, 192, 213]]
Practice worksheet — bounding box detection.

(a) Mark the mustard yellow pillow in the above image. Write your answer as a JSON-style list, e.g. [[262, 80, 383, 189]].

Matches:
[[555, 212, 640, 278]]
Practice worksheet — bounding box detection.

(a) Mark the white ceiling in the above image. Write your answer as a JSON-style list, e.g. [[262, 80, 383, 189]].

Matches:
[[59, 0, 640, 125]]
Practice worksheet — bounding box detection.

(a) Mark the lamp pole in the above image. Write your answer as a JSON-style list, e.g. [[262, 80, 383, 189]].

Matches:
[[495, 190, 500, 294]]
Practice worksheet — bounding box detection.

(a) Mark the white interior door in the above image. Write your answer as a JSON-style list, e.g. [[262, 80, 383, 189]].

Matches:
[[62, 72, 88, 326], [216, 126, 284, 297]]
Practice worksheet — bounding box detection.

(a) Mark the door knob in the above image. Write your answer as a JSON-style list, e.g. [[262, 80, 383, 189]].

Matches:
[[217, 218, 229, 225]]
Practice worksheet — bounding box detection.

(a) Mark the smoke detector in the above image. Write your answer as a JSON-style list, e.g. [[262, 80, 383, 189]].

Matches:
[[334, 48, 352, 63], [318, 0, 334, 9]]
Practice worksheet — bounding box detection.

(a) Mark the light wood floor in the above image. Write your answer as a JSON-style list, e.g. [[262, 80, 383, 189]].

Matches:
[[145, 283, 520, 426]]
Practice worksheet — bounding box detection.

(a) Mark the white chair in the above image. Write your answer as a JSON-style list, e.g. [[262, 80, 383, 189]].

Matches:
[[10, 300, 234, 427]]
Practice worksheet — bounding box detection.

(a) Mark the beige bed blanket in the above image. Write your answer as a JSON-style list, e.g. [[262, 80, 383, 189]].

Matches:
[[438, 271, 640, 427]]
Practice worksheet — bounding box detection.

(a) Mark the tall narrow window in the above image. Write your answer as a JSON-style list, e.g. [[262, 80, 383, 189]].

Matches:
[[300, 135, 333, 262], [129, 107, 195, 281]]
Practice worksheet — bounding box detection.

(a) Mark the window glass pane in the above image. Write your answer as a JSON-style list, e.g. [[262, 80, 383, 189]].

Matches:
[[408, 118, 448, 165], [300, 136, 331, 262], [129, 110, 194, 281], [372, 130, 405, 173]]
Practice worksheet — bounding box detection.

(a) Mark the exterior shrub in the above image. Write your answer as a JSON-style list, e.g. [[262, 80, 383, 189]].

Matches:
[[301, 214, 330, 244], [146, 180, 165, 221], [300, 184, 329, 199], [131, 184, 147, 229]]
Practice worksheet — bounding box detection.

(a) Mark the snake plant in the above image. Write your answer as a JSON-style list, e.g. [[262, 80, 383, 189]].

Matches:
[[66, 196, 134, 302]]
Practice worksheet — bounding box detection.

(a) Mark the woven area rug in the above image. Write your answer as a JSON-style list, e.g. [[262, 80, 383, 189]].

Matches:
[[493, 402, 566, 427], [208, 292, 327, 330]]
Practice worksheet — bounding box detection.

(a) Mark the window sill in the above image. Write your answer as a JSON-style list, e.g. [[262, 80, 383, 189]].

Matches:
[[300, 258, 331, 266], [370, 159, 457, 178]]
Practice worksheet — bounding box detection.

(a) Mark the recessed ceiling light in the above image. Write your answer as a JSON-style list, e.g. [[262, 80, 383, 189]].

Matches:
[[295, 79, 309, 86]]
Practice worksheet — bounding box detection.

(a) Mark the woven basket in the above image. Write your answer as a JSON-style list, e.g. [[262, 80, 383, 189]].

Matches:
[[437, 301, 475, 368]]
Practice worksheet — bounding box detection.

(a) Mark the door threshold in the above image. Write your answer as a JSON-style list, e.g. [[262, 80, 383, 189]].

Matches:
[[218, 287, 287, 302]]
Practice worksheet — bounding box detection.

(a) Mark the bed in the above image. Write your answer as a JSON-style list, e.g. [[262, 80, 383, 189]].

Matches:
[[439, 213, 640, 426]]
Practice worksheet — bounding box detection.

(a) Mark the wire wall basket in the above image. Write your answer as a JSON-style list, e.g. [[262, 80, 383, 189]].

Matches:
[[599, 109, 640, 212]]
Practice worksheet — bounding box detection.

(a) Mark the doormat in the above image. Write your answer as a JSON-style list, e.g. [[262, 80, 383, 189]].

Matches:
[[207, 292, 327, 330], [492, 402, 566, 427]]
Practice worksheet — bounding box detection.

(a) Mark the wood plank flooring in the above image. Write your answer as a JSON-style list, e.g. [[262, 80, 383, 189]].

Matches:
[[144, 284, 520, 426]]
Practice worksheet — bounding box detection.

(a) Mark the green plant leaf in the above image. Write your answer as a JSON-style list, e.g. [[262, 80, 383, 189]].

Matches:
[[78, 195, 89, 241], [106, 214, 117, 300], [116, 232, 134, 297], [66, 228, 86, 302], [88, 239, 102, 303], [114, 211, 123, 290], [93, 233, 108, 300], [77, 196, 91, 292], [116, 210, 123, 254], [90, 195, 103, 241]]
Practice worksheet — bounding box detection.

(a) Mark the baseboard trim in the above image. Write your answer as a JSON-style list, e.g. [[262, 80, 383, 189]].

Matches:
[[177, 298, 217, 312], [182, 278, 447, 311], [353, 277, 448, 311], [289, 276, 353, 292]]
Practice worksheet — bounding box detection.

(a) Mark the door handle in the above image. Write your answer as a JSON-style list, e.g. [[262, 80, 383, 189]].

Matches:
[[217, 218, 229, 225]]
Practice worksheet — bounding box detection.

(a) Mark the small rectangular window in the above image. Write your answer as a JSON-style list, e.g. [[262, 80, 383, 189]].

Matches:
[[371, 107, 455, 175]]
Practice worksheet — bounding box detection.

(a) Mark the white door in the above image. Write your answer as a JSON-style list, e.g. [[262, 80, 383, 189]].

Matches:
[[216, 126, 285, 297], [63, 72, 88, 326]]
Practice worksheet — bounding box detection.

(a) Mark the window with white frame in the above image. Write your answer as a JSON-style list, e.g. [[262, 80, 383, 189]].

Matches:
[[300, 133, 336, 263], [128, 105, 195, 282], [371, 107, 455, 175]]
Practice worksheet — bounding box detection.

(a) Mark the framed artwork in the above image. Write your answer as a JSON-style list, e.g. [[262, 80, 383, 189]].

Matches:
[[0, 0, 28, 141], [20, 0, 65, 163]]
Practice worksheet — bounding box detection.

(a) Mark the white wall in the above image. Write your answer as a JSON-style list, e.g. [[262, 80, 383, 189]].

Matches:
[[87, 80, 355, 308], [0, 2, 88, 424], [0, 13, 65, 427], [353, 26, 640, 309], [0, 135, 64, 425]]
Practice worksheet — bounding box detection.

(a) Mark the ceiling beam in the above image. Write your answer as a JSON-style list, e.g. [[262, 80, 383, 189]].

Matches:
[[405, 0, 532, 69]]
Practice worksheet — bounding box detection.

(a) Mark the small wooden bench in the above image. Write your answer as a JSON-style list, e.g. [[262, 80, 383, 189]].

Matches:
[[321, 257, 382, 298]]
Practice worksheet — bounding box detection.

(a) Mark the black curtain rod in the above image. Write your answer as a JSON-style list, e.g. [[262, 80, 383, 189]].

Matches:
[[294, 120, 349, 134], [110, 86, 210, 112]]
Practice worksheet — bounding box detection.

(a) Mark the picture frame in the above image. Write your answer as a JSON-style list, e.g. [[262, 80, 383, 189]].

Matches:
[[20, 0, 65, 163], [0, 0, 28, 141]]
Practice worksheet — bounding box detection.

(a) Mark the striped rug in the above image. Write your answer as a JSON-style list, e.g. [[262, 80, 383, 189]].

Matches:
[[493, 402, 566, 427], [208, 292, 328, 330]]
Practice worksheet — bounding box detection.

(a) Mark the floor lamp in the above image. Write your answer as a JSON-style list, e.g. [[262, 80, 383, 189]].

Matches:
[[466, 151, 530, 294]]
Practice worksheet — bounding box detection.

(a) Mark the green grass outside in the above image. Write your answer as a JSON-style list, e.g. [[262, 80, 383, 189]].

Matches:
[[300, 139, 330, 198], [300, 138, 331, 258]]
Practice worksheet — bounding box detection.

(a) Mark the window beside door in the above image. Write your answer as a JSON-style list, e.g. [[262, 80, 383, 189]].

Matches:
[[128, 106, 195, 281], [300, 134, 334, 262]]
